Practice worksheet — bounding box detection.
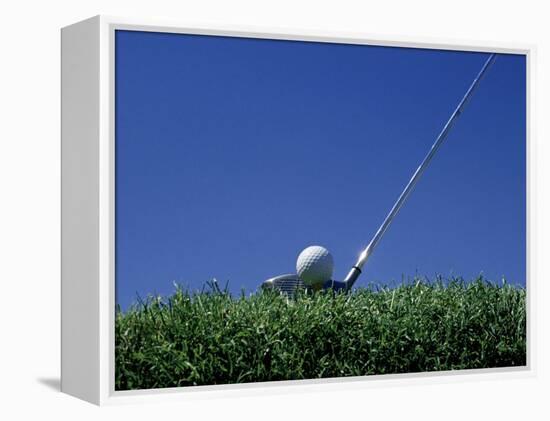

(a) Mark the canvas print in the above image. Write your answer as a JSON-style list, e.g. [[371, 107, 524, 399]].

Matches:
[[114, 30, 526, 391]]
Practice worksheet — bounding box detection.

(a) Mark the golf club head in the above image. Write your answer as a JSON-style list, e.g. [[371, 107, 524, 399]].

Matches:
[[261, 274, 304, 297], [261, 274, 347, 297]]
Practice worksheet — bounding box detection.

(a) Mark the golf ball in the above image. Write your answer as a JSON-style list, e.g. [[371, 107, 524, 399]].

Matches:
[[296, 245, 334, 288]]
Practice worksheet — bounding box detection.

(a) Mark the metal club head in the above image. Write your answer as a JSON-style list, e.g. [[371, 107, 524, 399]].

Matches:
[[261, 273, 349, 297], [261, 274, 305, 297]]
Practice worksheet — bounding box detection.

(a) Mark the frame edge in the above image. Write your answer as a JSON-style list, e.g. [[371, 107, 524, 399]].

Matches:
[[61, 15, 101, 405]]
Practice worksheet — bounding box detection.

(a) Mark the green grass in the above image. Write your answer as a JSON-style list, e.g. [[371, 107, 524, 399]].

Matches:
[[115, 278, 526, 390]]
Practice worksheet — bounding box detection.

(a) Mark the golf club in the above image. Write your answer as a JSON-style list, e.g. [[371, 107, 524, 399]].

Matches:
[[262, 53, 497, 296]]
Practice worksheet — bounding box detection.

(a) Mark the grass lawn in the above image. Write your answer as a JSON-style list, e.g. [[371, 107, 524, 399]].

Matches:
[[115, 278, 526, 390]]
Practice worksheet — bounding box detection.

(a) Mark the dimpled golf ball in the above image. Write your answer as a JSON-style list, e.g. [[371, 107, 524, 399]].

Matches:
[[296, 245, 334, 289]]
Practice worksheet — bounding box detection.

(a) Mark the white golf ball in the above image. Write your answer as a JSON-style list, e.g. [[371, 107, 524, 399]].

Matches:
[[296, 245, 334, 288]]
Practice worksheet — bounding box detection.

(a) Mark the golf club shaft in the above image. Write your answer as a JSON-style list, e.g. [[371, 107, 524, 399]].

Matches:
[[343, 53, 497, 291]]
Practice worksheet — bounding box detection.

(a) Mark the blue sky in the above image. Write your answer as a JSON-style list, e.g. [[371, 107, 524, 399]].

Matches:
[[115, 30, 526, 309]]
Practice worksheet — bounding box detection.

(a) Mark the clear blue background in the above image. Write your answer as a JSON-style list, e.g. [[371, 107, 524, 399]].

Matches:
[[115, 30, 526, 309]]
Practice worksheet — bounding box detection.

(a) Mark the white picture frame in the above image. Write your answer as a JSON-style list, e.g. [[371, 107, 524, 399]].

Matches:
[[61, 15, 534, 405]]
